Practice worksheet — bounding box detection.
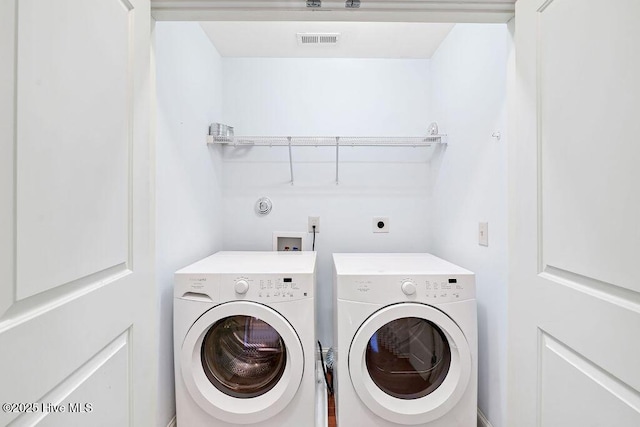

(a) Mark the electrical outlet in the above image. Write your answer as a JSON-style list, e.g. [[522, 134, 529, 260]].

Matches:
[[308, 216, 320, 233], [479, 222, 489, 246], [373, 217, 390, 233]]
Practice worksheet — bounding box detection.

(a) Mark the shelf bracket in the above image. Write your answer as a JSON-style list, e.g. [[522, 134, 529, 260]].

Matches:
[[288, 137, 294, 185], [335, 137, 340, 185]]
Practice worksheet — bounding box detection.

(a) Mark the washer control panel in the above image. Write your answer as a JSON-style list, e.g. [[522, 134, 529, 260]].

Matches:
[[175, 273, 314, 302], [230, 275, 312, 302]]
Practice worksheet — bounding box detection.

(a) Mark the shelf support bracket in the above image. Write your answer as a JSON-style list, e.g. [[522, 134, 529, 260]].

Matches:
[[288, 137, 294, 185], [335, 137, 340, 185]]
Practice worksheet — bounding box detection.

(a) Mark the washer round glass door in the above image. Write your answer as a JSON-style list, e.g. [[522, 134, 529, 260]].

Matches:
[[349, 303, 471, 425], [181, 301, 304, 424]]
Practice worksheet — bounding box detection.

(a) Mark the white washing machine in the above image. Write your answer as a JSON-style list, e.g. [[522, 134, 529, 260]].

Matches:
[[174, 251, 317, 427], [333, 253, 477, 426]]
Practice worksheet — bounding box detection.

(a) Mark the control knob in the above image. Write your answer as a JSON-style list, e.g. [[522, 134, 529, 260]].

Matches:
[[235, 280, 249, 294], [401, 281, 416, 295]]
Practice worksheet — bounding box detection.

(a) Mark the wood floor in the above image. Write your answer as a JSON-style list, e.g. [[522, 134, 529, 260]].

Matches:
[[328, 393, 336, 427]]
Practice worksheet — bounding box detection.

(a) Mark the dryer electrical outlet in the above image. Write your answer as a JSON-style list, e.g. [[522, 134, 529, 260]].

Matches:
[[373, 217, 389, 233]]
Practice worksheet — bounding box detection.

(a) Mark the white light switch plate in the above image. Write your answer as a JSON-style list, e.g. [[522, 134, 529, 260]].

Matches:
[[479, 222, 489, 246]]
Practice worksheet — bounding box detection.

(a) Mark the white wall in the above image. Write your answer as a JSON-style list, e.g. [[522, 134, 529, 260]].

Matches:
[[220, 58, 436, 345], [154, 22, 224, 427], [429, 24, 511, 427]]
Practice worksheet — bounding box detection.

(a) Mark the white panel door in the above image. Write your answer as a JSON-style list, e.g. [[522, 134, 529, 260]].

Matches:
[[0, 0, 156, 426], [509, 0, 640, 425]]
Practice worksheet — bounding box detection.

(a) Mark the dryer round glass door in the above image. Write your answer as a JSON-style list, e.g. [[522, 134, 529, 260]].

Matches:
[[181, 301, 304, 424], [365, 317, 451, 400], [349, 303, 471, 425]]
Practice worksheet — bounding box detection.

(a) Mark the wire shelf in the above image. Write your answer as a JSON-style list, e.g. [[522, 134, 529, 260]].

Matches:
[[206, 124, 447, 184], [207, 135, 446, 147]]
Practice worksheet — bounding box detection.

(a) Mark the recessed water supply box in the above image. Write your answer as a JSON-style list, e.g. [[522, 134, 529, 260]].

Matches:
[[273, 232, 306, 252]]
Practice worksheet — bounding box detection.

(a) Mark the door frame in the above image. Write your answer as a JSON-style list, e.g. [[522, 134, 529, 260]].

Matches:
[[148, 4, 516, 427], [150, 0, 516, 23]]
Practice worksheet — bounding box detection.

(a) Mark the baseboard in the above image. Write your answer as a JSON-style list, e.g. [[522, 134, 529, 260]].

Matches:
[[171, 407, 485, 427], [477, 408, 494, 427]]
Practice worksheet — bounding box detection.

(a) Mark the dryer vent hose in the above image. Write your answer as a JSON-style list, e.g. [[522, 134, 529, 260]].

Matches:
[[317, 340, 334, 395]]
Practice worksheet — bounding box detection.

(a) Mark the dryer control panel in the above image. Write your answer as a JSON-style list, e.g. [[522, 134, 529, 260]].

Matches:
[[423, 277, 474, 302], [336, 274, 475, 304]]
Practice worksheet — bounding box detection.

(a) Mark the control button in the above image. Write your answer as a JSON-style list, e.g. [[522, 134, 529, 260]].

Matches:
[[234, 280, 249, 294], [401, 281, 416, 295]]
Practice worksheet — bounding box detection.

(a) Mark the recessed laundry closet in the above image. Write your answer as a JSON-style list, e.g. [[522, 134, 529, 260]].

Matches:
[[154, 19, 511, 427]]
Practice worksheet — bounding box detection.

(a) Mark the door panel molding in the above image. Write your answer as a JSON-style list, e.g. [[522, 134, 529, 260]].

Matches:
[[120, 0, 135, 10], [0, 0, 17, 320], [0, 283, 136, 421], [0, 264, 132, 334], [9, 330, 130, 426], [14, 0, 136, 301], [536, 0, 640, 292], [537, 0, 555, 13], [539, 331, 640, 425], [540, 266, 640, 314]]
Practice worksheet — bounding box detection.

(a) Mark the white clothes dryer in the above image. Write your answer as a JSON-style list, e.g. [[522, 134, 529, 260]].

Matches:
[[333, 253, 477, 427], [174, 251, 317, 427]]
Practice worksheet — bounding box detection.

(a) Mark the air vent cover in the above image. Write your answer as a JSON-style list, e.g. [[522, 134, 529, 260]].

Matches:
[[297, 33, 340, 45]]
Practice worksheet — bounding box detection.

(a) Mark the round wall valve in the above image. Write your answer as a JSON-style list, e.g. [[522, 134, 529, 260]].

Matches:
[[256, 197, 273, 215]]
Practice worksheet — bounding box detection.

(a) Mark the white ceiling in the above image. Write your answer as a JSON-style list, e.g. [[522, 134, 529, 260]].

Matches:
[[199, 21, 455, 59]]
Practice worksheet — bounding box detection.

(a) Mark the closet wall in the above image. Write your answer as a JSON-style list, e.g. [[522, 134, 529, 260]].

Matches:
[[154, 22, 224, 427], [429, 23, 512, 427]]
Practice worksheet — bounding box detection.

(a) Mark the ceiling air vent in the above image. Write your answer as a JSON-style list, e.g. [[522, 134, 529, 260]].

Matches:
[[297, 33, 341, 46]]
